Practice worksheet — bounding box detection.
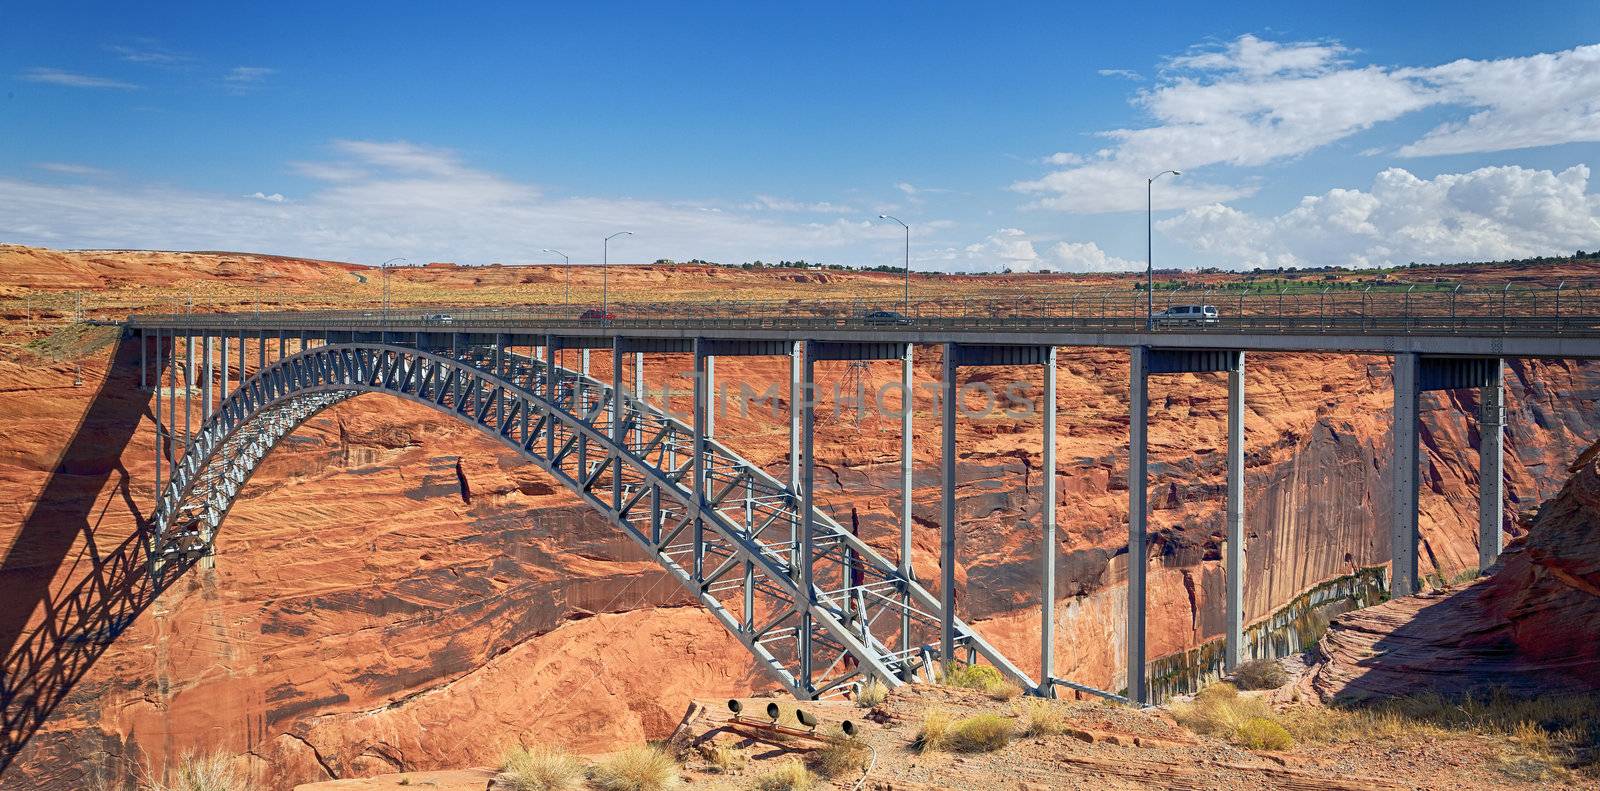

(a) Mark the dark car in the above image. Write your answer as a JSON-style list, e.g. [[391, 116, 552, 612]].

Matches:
[[579, 308, 616, 320], [864, 309, 912, 326]]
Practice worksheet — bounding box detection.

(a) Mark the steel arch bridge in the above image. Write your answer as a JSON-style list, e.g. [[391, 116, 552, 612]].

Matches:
[[148, 340, 1031, 700]]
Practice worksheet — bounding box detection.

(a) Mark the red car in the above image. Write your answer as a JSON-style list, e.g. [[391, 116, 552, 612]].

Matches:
[[579, 308, 616, 320]]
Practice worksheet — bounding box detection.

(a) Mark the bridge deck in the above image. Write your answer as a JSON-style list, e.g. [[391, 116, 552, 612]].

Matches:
[[126, 310, 1600, 358]]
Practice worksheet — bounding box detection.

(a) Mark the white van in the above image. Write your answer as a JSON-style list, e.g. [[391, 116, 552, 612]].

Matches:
[[1153, 304, 1219, 326]]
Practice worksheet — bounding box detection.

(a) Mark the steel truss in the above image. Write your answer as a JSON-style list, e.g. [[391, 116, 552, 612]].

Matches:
[[147, 342, 1034, 699]]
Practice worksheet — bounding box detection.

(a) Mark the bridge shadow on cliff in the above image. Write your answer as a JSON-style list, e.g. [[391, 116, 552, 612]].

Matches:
[[0, 334, 196, 775]]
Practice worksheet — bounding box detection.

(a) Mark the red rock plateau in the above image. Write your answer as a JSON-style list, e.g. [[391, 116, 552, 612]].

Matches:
[[3, 245, 1599, 789]]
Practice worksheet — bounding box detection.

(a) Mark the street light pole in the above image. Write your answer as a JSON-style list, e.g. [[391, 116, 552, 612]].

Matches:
[[603, 231, 632, 316], [878, 214, 910, 313], [379, 257, 407, 330], [1146, 170, 1181, 330], [542, 249, 571, 305]]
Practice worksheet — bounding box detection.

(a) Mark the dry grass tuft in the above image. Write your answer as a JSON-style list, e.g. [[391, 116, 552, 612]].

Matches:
[[697, 741, 746, 774], [1172, 683, 1295, 751], [1236, 717, 1295, 751], [588, 744, 681, 791], [1230, 659, 1289, 691], [914, 708, 1015, 753], [856, 677, 890, 709], [942, 662, 1021, 700], [1014, 697, 1071, 737], [496, 744, 586, 791], [140, 751, 251, 791], [913, 709, 953, 753], [809, 737, 870, 779], [947, 713, 1014, 752], [985, 681, 1024, 701], [749, 758, 815, 791], [1279, 689, 1600, 780]]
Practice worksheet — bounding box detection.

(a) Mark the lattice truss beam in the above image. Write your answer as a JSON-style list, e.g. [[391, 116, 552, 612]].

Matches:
[[148, 342, 1030, 699]]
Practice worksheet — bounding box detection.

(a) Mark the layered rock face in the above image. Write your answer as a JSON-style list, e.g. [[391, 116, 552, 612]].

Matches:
[[1307, 438, 1600, 702], [3, 248, 1597, 789]]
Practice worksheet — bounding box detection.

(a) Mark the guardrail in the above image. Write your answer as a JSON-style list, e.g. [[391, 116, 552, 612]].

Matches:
[[124, 280, 1600, 337]]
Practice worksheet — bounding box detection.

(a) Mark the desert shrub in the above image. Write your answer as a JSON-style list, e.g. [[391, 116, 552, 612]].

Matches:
[[942, 662, 1021, 700], [1015, 697, 1070, 736], [497, 744, 585, 791], [1231, 659, 1289, 691], [698, 741, 746, 774], [1282, 690, 1600, 778], [947, 713, 1014, 753], [1173, 683, 1265, 736], [1278, 703, 1421, 744], [942, 662, 1002, 690], [749, 758, 814, 791], [809, 737, 870, 779], [856, 677, 889, 708], [140, 751, 250, 791], [1172, 683, 1292, 750], [1236, 717, 1295, 750], [912, 709, 952, 753], [589, 745, 681, 791], [986, 681, 1023, 701]]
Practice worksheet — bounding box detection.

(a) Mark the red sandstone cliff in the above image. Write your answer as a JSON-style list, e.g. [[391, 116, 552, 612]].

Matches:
[[1307, 438, 1600, 702]]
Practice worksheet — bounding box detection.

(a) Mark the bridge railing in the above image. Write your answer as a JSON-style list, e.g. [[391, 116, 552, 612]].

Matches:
[[125, 281, 1600, 336]]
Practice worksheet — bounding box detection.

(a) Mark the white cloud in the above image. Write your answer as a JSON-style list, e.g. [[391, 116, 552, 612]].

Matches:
[[1397, 44, 1600, 157], [964, 228, 1040, 265], [1096, 68, 1143, 81], [894, 181, 954, 206], [1016, 37, 1600, 214], [225, 66, 275, 83], [1166, 34, 1348, 77], [1157, 164, 1600, 269], [109, 43, 188, 65], [329, 139, 467, 177], [248, 192, 286, 203], [290, 161, 368, 182], [0, 139, 893, 266], [745, 194, 855, 213], [34, 162, 108, 176], [941, 229, 1138, 273], [19, 68, 139, 90], [1047, 240, 1140, 272]]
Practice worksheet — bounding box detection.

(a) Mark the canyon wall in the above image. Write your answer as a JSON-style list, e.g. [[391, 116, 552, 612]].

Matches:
[[1307, 436, 1600, 702], [3, 248, 1597, 788]]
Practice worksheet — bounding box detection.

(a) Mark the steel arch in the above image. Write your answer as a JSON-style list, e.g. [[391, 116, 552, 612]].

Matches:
[[148, 342, 1033, 699]]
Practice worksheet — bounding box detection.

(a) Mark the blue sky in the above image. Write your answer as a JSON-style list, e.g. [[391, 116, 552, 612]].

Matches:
[[2, 1, 1598, 271]]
